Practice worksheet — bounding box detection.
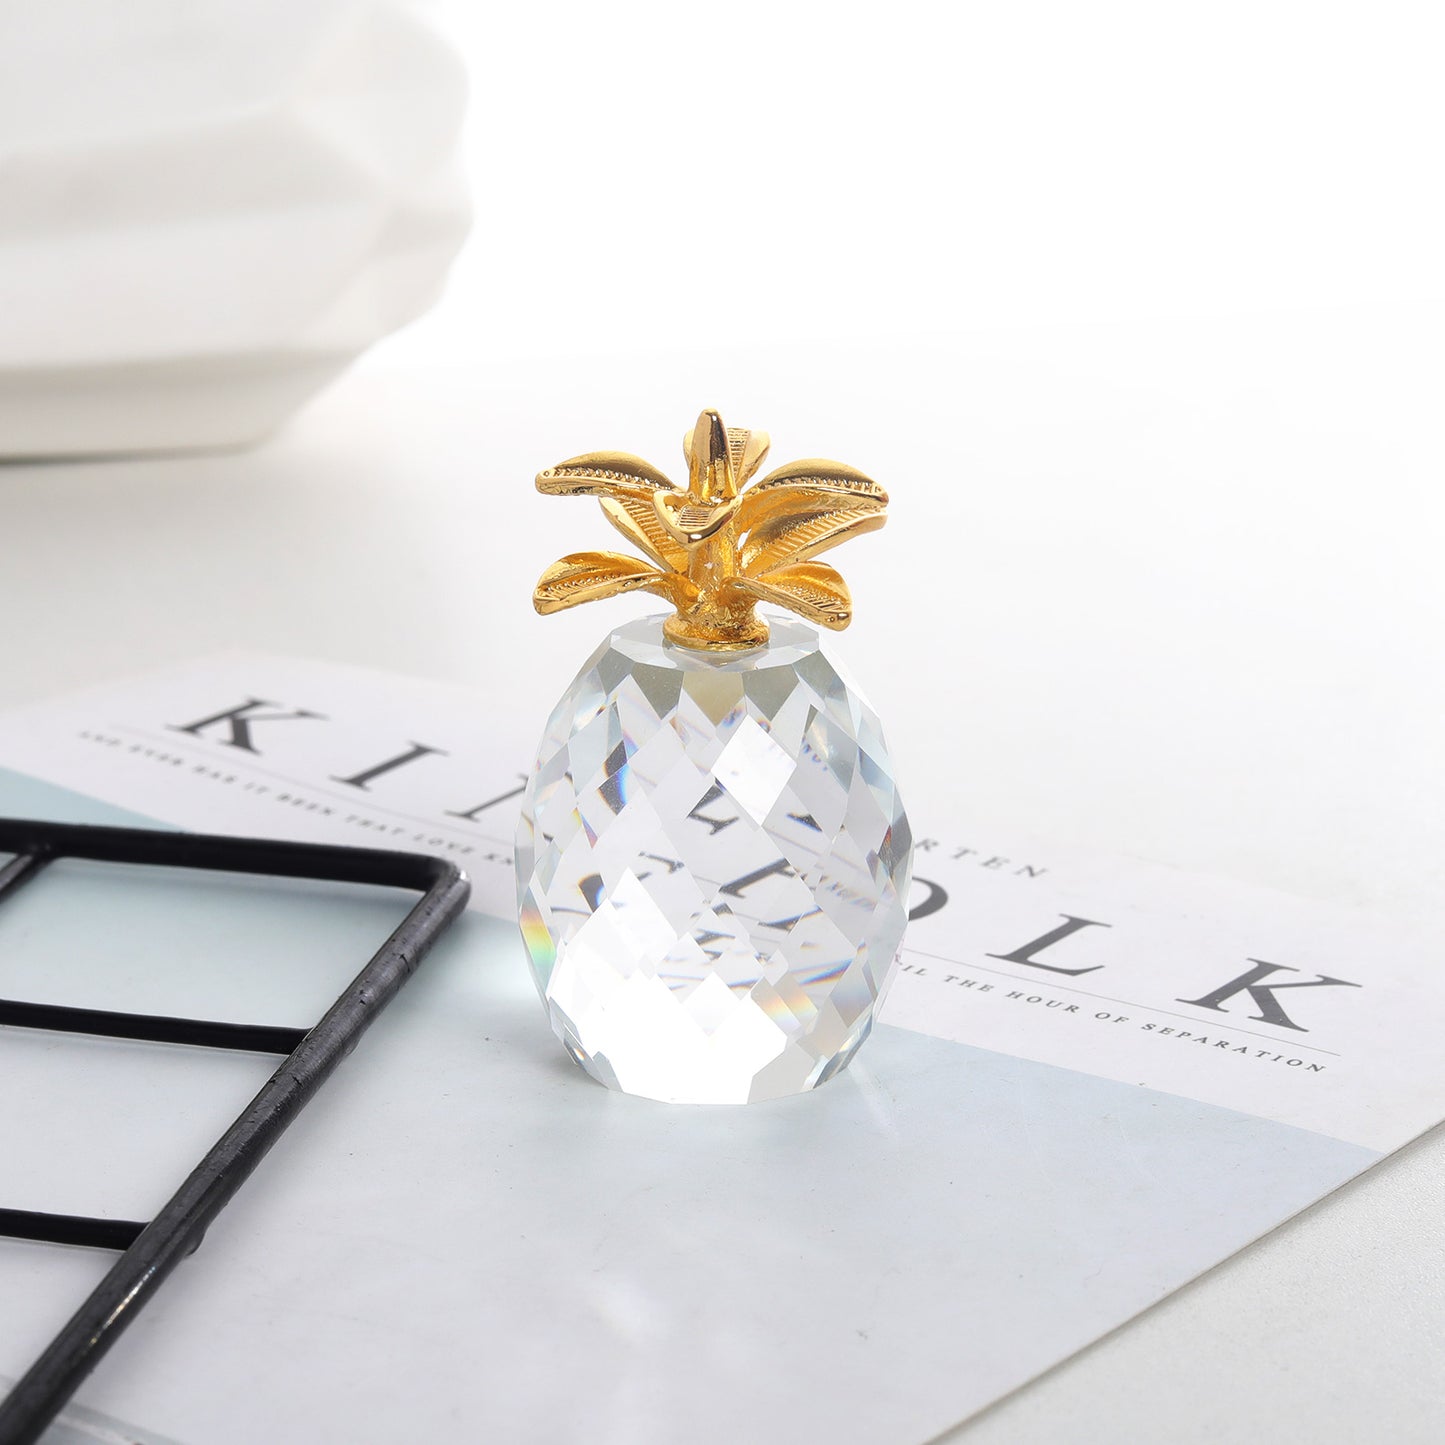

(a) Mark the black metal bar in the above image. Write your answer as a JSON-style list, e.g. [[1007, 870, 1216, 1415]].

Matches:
[[0, 818, 470, 1445], [0, 998, 307, 1054], [0, 1210, 145, 1252], [0, 819, 450, 892], [0, 852, 49, 902]]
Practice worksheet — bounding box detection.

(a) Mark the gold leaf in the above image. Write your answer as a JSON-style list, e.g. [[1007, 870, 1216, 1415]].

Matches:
[[533, 552, 685, 615], [681, 416, 771, 498], [599, 494, 688, 571], [736, 458, 887, 535], [740, 503, 887, 576], [728, 427, 771, 489], [747, 457, 886, 500], [536, 451, 678, 498], [728, 562, 853, 630], [654, 491, 738, 545], [683, 410, 734, 499]]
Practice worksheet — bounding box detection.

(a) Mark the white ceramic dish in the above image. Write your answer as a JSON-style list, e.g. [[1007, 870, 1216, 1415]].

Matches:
[[0, 0, 470, 457]]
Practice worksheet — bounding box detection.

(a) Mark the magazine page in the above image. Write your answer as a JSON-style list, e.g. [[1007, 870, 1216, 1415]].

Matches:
[[1, 653, 1437, 1444]]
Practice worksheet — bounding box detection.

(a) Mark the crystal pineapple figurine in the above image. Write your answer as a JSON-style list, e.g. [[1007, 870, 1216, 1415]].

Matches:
[[515, 410, 913, 1104]]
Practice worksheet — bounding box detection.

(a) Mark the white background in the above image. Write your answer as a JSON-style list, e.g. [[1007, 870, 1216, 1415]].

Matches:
[[405, 0, 1445, 357], [2, 0, 1444, 1440]]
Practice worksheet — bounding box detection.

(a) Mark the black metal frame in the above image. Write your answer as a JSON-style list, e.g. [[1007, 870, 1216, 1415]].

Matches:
[[0, 818, 470, 1445]]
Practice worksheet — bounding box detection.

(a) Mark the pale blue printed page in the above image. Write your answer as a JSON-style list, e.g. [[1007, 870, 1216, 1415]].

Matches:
[[0, 651, 1426, 1443]]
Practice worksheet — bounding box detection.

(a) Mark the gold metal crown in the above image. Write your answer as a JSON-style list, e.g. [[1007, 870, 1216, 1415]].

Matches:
[[532, 409, 888, 650]]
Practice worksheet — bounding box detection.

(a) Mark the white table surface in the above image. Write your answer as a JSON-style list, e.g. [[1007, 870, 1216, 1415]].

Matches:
[[1, 308, 1441, 1441]]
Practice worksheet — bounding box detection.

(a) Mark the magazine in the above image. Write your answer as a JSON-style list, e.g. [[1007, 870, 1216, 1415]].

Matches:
[[1, 653, 1438, 1444]]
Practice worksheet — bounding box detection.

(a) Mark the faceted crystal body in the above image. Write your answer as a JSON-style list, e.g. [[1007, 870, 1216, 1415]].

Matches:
[[516, 616, 912, 1104]]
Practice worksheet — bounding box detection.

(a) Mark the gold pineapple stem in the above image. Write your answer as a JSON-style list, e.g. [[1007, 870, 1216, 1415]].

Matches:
[[663, 531, 769, 651]]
